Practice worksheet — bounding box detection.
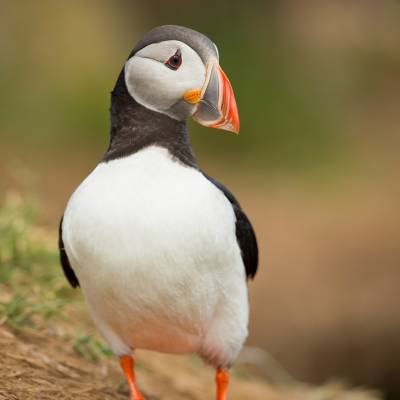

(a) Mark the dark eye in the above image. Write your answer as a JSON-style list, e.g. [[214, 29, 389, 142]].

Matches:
[[165, 49, 182, 70]]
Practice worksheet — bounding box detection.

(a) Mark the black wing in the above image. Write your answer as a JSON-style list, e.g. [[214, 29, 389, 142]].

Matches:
[[58, 217, 80, 288], [204, 174, 259, 279]]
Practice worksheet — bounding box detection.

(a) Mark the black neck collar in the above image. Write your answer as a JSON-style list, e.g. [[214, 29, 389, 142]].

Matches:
[[102, 69, 197, 168]]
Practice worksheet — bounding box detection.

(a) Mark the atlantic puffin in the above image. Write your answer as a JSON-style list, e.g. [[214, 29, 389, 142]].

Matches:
[[59, 25, 258, 400]]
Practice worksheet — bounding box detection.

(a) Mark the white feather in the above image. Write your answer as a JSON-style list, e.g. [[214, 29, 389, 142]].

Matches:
[[62, 146, 248, 367]]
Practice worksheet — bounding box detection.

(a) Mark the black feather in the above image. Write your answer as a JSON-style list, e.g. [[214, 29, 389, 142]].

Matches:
[[58, 217, 80, 288], [204, 175, 258, 279]]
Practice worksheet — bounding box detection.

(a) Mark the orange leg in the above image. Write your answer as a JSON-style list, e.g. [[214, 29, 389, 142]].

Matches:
[[119, 355, 145, 400], [216, 368, 230, 400]]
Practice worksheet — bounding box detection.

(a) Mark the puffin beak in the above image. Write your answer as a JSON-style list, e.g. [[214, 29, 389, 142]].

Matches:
[[184, 59, 240, 134]]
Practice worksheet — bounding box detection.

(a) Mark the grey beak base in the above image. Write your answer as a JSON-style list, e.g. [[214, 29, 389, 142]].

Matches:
[[192, 62, 221, 126]]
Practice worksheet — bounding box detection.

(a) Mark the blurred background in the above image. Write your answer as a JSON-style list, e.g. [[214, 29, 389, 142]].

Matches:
[[0, 0, 399, 399]]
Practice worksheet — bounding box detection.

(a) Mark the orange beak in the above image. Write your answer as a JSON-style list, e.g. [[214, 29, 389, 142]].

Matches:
[[186, 59, 240, 134]]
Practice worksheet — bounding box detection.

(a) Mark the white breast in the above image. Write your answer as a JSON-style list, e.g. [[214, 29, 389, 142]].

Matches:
[[62, 146, 248, 365]]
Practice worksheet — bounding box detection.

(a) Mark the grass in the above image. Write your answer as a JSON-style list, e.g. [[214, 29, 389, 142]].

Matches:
[[0, 191, 70, 328], [0, 191, 113, 360], [71, 332, 114, 361]]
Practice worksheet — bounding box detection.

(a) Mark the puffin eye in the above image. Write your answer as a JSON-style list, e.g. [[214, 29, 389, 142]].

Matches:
[[165, 49, 182, 70]]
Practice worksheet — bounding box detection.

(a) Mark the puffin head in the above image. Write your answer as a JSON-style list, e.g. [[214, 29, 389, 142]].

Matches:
[[123, 25, 239, 134]]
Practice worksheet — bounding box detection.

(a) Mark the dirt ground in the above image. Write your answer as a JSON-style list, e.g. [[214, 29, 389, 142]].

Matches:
[[0, 325, 381, 400]]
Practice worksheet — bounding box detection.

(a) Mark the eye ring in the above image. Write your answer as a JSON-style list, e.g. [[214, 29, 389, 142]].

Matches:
[[165, 49, 182, 70]]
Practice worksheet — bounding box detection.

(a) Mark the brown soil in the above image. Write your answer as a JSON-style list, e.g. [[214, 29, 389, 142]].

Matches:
[[0, 325, 381, 400]]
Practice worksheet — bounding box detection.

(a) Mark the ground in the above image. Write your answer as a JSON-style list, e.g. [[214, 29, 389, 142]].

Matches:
[[0, 325, 381, 400]]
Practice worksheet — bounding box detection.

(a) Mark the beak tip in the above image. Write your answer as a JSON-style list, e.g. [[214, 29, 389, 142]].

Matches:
[[211, 117, 239, 134], [229, 116, 240, 135], [229, 122, 240, 135]]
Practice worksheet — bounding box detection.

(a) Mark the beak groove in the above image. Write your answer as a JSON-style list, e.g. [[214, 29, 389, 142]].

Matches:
[[191, 60, 240, 134]]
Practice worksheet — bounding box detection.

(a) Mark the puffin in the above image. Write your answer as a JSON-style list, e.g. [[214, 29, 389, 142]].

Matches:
[[59, 25, 258, 400]]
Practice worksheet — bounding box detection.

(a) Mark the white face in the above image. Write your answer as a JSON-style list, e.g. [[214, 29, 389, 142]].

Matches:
[[125, 40, 206, 120]]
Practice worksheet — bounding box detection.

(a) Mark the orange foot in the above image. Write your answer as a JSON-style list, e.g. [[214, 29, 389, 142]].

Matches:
[[216, 368, 230, 400], [119, 355, 145, 400]]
